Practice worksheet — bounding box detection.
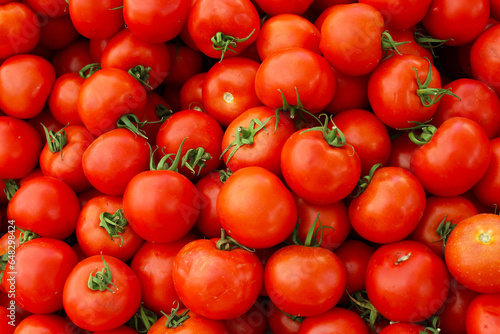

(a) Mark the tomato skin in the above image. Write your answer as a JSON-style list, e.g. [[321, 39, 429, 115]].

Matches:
[[422, 0, 490, 46], [254, 0, 314, 15], [39, 125, 96, 193], [377, 323, 426, 334], [51, 39, 94, 77], [281, 129, 361, 205], [69, 0, 124, 39], [473, 138, 500, 208], [188, 0, 260, 59], [349, 166, 426, 244], [14, 314, 73, 333], [179, 72, 207, 112], [38, 15, 80, 51], [470, 24, 500, 96], [63, 255, 142, 331], [366, 240, 451, 322], [267, 301, 301, 334], [0, 116, 42, 180], [216, 167, 297, 249], [123, 0, 191, 44], [48, 73, 85, 126], [410, 117, 491, 197], [224, 301, 268, 334], [24, 0, 68, 18], [101, 28, 171, 90], [324, 70, 370, 115], [7, 176, 80, 240], [465, 293, 500, 334], [164, 43, 204, 88], [148, 309, 229, 333], [76, 195, 144, 262], [94, 326, 139, 334], [123, 170, 200, 244], [194, 171, 224, 239], [445, 214, 500, 293], [298, 307, 368, 334], [0, 54, 55, 119], [78, 68, 147, 137], [386, 133, 418, 171], [0, 306, 14, 333], [221, 107, 295, 177], [359, 0, 432, 30], [265, 245, 347, 317], [3, 238, 78, 314], [82, 128, 150, 196], [172, 238, 264, 320], [0, 3, 40, 59]]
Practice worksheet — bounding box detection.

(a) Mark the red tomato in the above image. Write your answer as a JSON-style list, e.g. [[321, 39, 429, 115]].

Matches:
[[256, 14, 321, 61], [255, 0, 315, 15], [38, 15, 80, 50], [383, 28, 433, 61], [77, 68, 147, 137], [140, 91, 172, 146], [445, 214, 500, 293], [0, 306, 14, 333], [473, 137, 500, 208], [63, 255, 142, 331], [410, 117, 491, 197], [7, 176, 80, 240], [76, 195, 144, 262], [0, 54, 55, 119], [188, 0, 260, 60], [101, 28, 171, 90], [69, 0, 124, 39], [378, 323, 426, 334], [216, 166, 297, 249], [362, 1, 432, 29], [267, 301, 301, 334], [422, 0, 490, 46], [3, 238, 78, 314], [27, 108, 63, 144], [172, 238, 264, 319], [465, 293, 500, 334], [82, 128, 150, 196], [94, 326, 139, 334], [148, 307, 229, 333], [163, 43, 204, 88], [24, 0, 68, 18], [366, 240, 450, 322], [0, 117, 42, 180], [320, 3, 385, 76], [323, 70, 370, 115], [386, 133, 418, 171], [123, 0, 191, 44], [51, 39, 94, 77], [14, 314, 74, 333], [89, 37, 110, 63], [349, 166, 426, 244], [194, 171, 224, 239], [179, 72, 207, 112], [0, 3, 40, 59], [48, 73, 85, 125], [298, 307, 368, 334], [224, 301, 268, 334]]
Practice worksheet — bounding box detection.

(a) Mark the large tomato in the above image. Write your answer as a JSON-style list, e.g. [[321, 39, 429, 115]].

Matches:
[[470, 24, 500, 96], [0, 3, 40, 59], [68, 0, 124, 39]]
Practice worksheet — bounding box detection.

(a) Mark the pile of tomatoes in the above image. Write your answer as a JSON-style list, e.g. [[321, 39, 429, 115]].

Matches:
[[1, 0, 500, 333]]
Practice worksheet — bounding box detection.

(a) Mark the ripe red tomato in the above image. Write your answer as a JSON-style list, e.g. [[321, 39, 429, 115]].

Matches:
[[378, 323, 426, 334], [63, 255, 142, 331], [267, 301, 301, 334], [323, 70, 370, 115], [148, 307, 229, 333], [195, 171, 224, 239], [298, 307, 368, 334], [465, 293, 500, 334], [172, 238, 264, 319], [470, 24, 500, 96], [48, 73, 85, 126], [51, 39, 94, 77], [359, 0, 432, 30], [24, 0, 68, 18], [216, 166, 297, 249], [14, 314, 74, 333], [473, 137, 500, 208], [224, 301, 268, 334], [38, 15, 80, 51], [386, 133, 418, 171], [445, 214, 500, 293], [366, 240, 450, 322], [0, 3, 40, 59], [254, 0, 314, 15], [179, 72, 207, 112], [164, 43, 204, 88], [68, 0, 124, 39]]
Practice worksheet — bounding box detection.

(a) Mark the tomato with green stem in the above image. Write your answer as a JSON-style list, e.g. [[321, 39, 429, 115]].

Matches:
[[68, 0, 124, 39], [140, 91, 172, 147]]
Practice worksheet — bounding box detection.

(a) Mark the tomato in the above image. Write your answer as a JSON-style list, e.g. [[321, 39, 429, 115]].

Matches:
[[69, 0, 124, 39], [332, 109, 391, 176], [410, 117, 491, 197], [445, 214, 500, 293], [298, 307, 368, 334], [48, 73, 85, 125], [0, 306, 14, 333], [473, 138, 500, 208], [383, 28, 433, 61], [359, 0, 432, 29], [163, 43, 204, 88], [123, 0, 191, 44], [130, 234, 197, 316], [140, 91, 171, 146], [203, 57, 262, 127], [3, 238, 78, 314], [94, 326, 139, 334], [101, 28, 171, 90], [38, 15, 80, 50], [0, 116, 42, 179], [14, 314, 74, 333], [430, 78, 500, 139], [7, 176, 80, 240], [366, 240, 451, 322], [320, 4, 385, 76], [465, 293, 500, 334], [77, 68, 147, 137], [256, 14, 321, 61], [221, 107, 295, 176], [408, 195, 478, 258], [188, 0, 260, 60], [39, 125, 96, 193], [0, 3, 40, 59], [179, 72, 207, 112], [89, 37, 110, 63], [267, 301, 301, 334], [51, 39, 94, 77], [422, 0, 490, 46], [265, 245, 347, 317], [217, 166, 297, 249], [148, 307, 229, 333], [27, 109, 63, 144], [323, 70, 370, 115], [255, 47, 336, 113], [82, 128, 150, 196], [194, 171, 224, 239], [24, 0, 68, 18], [0, 54, 55, 119], [385, 133, 418, 170], [63, 255, 141, 331], [172, 237, 264, 319], [349, 166, 426, 244], [156, 109, 223, 179], [76, 195, 144, 262], [377, 323, 426, 334], [224, 301, 268, 334]]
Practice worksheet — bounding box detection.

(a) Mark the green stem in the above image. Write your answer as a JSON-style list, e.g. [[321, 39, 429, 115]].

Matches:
[[398, 121, 437, 145], [352, 164, 382, 198], [79, 63, 101, 79], [128, 65, 153, 90], [300, 114, 351, 148], [348, 290, 382, 332], [18, 227, 40, 245], [87, 254, 118, 293], [154, 137, 188, 172], [116, 114, 149, 140], [414, 30, 451, 57], [413, 58, 460, 107], [432, 215, 456, 257], [211, 29, 256, 62], [277, 308, 304, 323], [219, 169, 232, 183], [216, 229, 255, 252], [162, 302, 190, 328], [181, 148, 212, 176], [0, 253, 9, 281], [127, 304, 158, 333], [156, 104, 174, 122], [421, 316, 441, 334], [99, 209, 128, 247], [3, 179, 18, 201], [41, 123, 68, 160], [381, 30, 410, 60]]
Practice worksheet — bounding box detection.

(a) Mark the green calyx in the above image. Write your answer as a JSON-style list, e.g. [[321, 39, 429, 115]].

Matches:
[[87, 254, 118, 293], [220, 116, 275, 164], [127, 304, 158, 333], [292, 214, 333, 248], [433, 215, 456, 257], [156, 104, 174, 122], [381, 30, 410, 60], [116, 114, 149, 140], [151, 137, 187, 172], [398, 120, 437, 145], [99, 209, 128, 247], [348, 290, 382, 333], [18, 227, 40, 245], [79, 63, 102, 79], [211, 29, 256, 62], [275, 88, 313, 132], [0, 253, 9, 281], [300, 114, 351, 148], [162, 301, 190, 329], [219, 168, 232, 183], [182, 147, 212, 176], [420, 316, 441, 334], [128, 65, 153, 90], [414, 30, 451, 57], [216, 229, 255, 252], [3, 179, 18, 201], [352, 164, 382, 198], [41, 123, 68, 160], [413, 58, 461, 107], [277, 308, 304, 324]]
